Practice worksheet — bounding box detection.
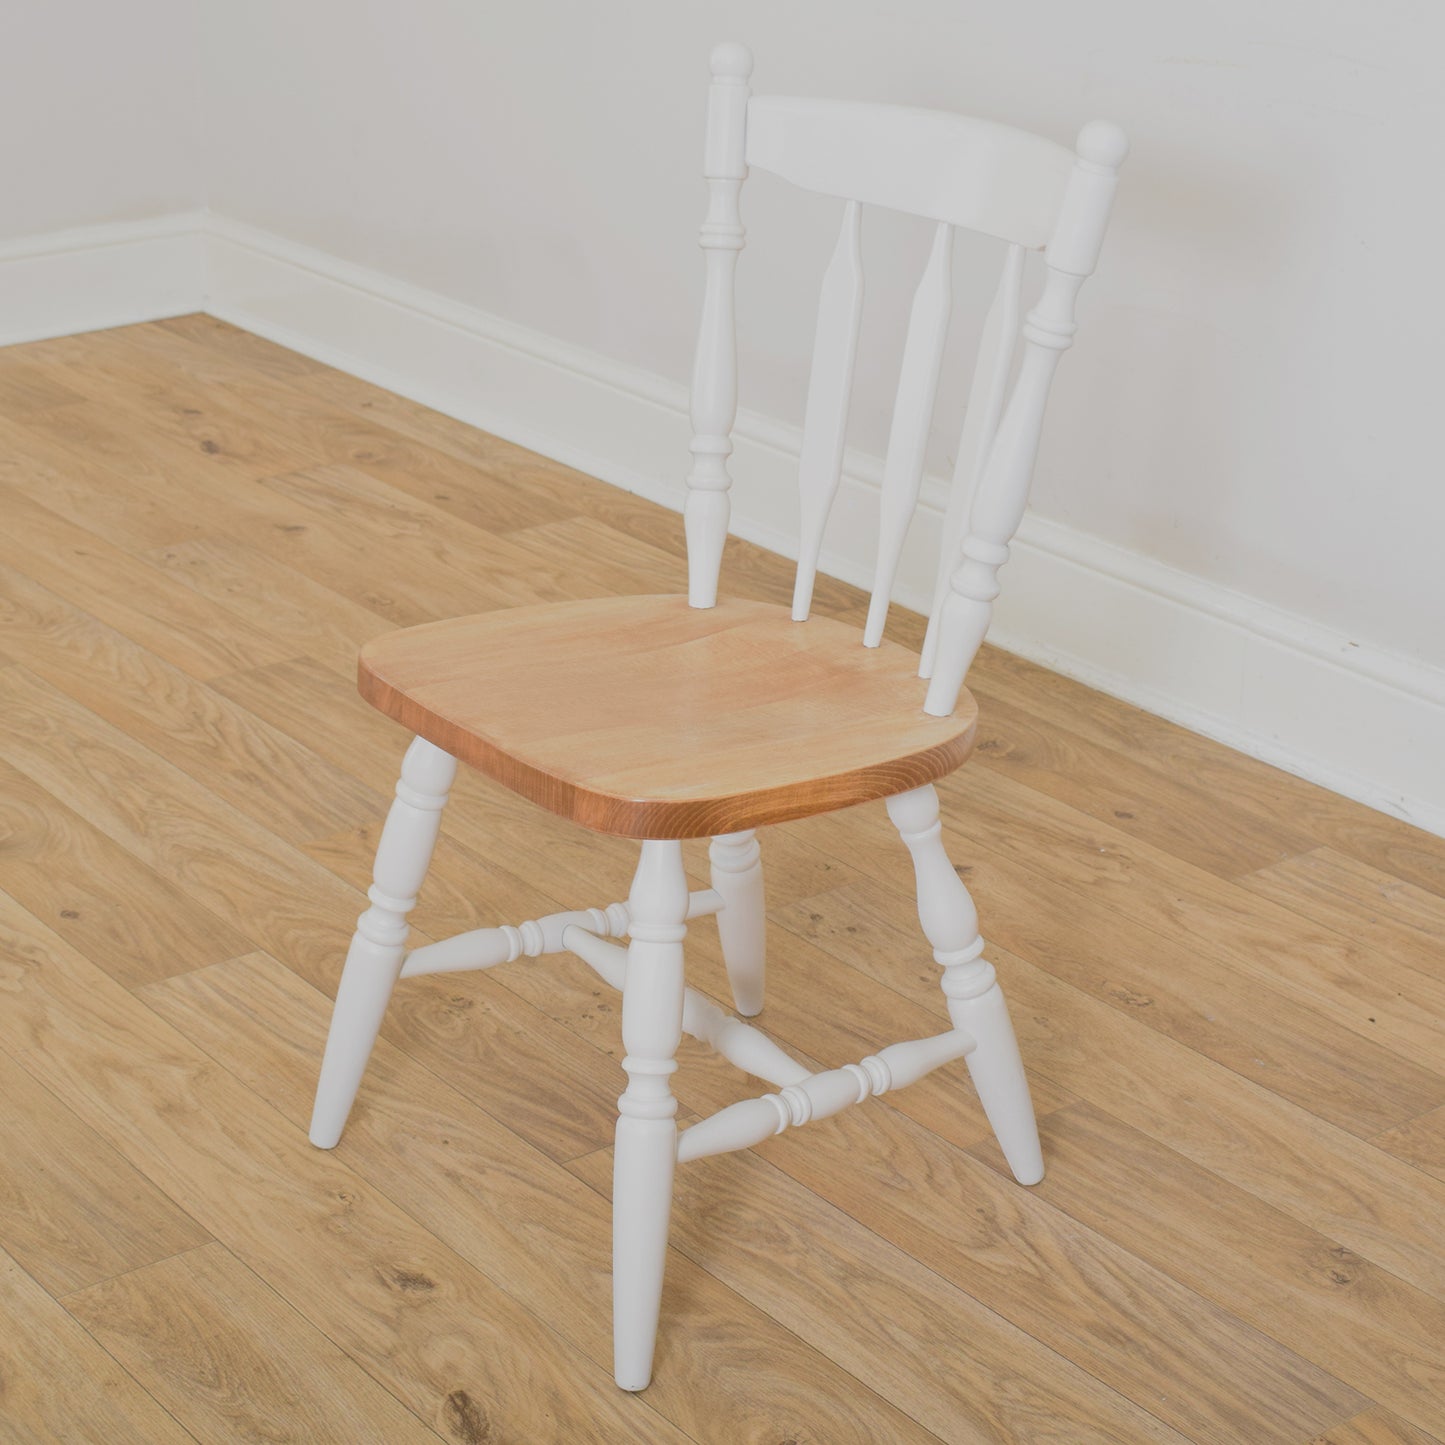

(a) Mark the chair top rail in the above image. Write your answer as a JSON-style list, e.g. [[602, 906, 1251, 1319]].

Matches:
[[746, 94, 1074, 249]]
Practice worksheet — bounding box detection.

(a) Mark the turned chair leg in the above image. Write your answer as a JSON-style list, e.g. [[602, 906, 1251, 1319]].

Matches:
[[309, 736, 456, 1149], [886, 784, 1044, 1185], [709, 829, 765, 1016], [612, 840, 689, 1390]]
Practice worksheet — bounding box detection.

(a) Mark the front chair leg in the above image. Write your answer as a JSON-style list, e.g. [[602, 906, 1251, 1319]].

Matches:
[[309, 736, 456, 1149], [886, 784, 1044, 1185], [709, 829, 765, 1016], [613, 839, 689, 1390]]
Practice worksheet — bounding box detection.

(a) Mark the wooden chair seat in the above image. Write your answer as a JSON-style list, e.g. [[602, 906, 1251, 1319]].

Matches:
[[358, 594, 978, 839]]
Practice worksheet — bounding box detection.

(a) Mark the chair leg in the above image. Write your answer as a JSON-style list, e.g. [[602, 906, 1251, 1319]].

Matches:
[[709, 829, 765, 1016], [612, 839, 689, 1391], [886, 784, 1044, 1185], [309, 736, 456, 1149]]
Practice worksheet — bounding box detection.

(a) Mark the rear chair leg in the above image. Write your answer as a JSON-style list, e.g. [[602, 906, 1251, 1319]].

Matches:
[[309, 736, 456, 1149], [613, 839, 689, 1390], [886, 784, 1044, 1185], [709, 829, 765, 1016]]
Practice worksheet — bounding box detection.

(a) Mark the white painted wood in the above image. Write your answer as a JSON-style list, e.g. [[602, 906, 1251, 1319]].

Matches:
[[921, 242, 1024, 678], [686, 888, 726, 920], [685, 42, 752, 609], [561, 926, 630, 991], [677, 1095, 789, 1163], [400, 904, 630, 978], [399, 890, 722, 979], [925, 122, 1127, 716], [612, 840, 689, 1391], [746, 96, 1073, 248], [563, 927, 807, 1088], [676, 1027, 973, 1163], [682, 987, 808, 1087], [864, 220, 953, 647], [791, 199, 863, 621], [876, 1026, 978, 1090], [886, 784, 1042, 1184], [708, 829, 766, 1016], [309, 736, 455, 1149]]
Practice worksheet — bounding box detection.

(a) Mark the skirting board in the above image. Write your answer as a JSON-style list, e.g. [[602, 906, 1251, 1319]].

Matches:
[[5, 211, 1444, 836], [0, 213, 208, 348]]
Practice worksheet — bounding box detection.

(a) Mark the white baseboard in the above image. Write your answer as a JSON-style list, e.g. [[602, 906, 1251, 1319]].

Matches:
[[0, 214, 208, 347], [6, 211, 1444, 836]]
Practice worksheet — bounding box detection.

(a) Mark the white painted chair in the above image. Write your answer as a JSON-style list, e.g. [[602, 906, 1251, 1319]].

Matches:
[[309, 42, 1126, 1391]]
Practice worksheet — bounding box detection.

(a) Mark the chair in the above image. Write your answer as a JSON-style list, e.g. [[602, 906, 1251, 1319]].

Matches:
[[308, 41, 1126, 1392]]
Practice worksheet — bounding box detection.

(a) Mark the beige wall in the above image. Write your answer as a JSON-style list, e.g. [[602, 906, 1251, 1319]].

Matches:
[[203, 0, 1445, 670]]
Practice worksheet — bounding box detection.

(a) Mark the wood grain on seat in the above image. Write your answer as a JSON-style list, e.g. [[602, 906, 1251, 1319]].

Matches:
[[358, 595, 977, 839]]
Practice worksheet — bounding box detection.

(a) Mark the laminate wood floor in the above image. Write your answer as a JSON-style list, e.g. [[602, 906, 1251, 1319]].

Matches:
[[1, 316, 1442, 1445]]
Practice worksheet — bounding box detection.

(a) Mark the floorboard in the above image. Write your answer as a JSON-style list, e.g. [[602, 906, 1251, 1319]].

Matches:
[[1, 318, 1441, 1443]]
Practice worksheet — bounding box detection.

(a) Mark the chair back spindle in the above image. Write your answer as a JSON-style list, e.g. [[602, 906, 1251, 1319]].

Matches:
[[791, 198, 863, 622], [683, 44, 1126, 717], [862, 219, 953, 647]]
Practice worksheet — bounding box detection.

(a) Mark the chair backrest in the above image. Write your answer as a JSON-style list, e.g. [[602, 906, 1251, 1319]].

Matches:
[[682, 42, 1127, 718]]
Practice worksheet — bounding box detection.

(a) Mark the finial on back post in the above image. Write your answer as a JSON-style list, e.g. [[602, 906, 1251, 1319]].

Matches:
[[1074, 119, 1129, 171], [1047, 119, 1128, 280], [709, 41, 753, 81]]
